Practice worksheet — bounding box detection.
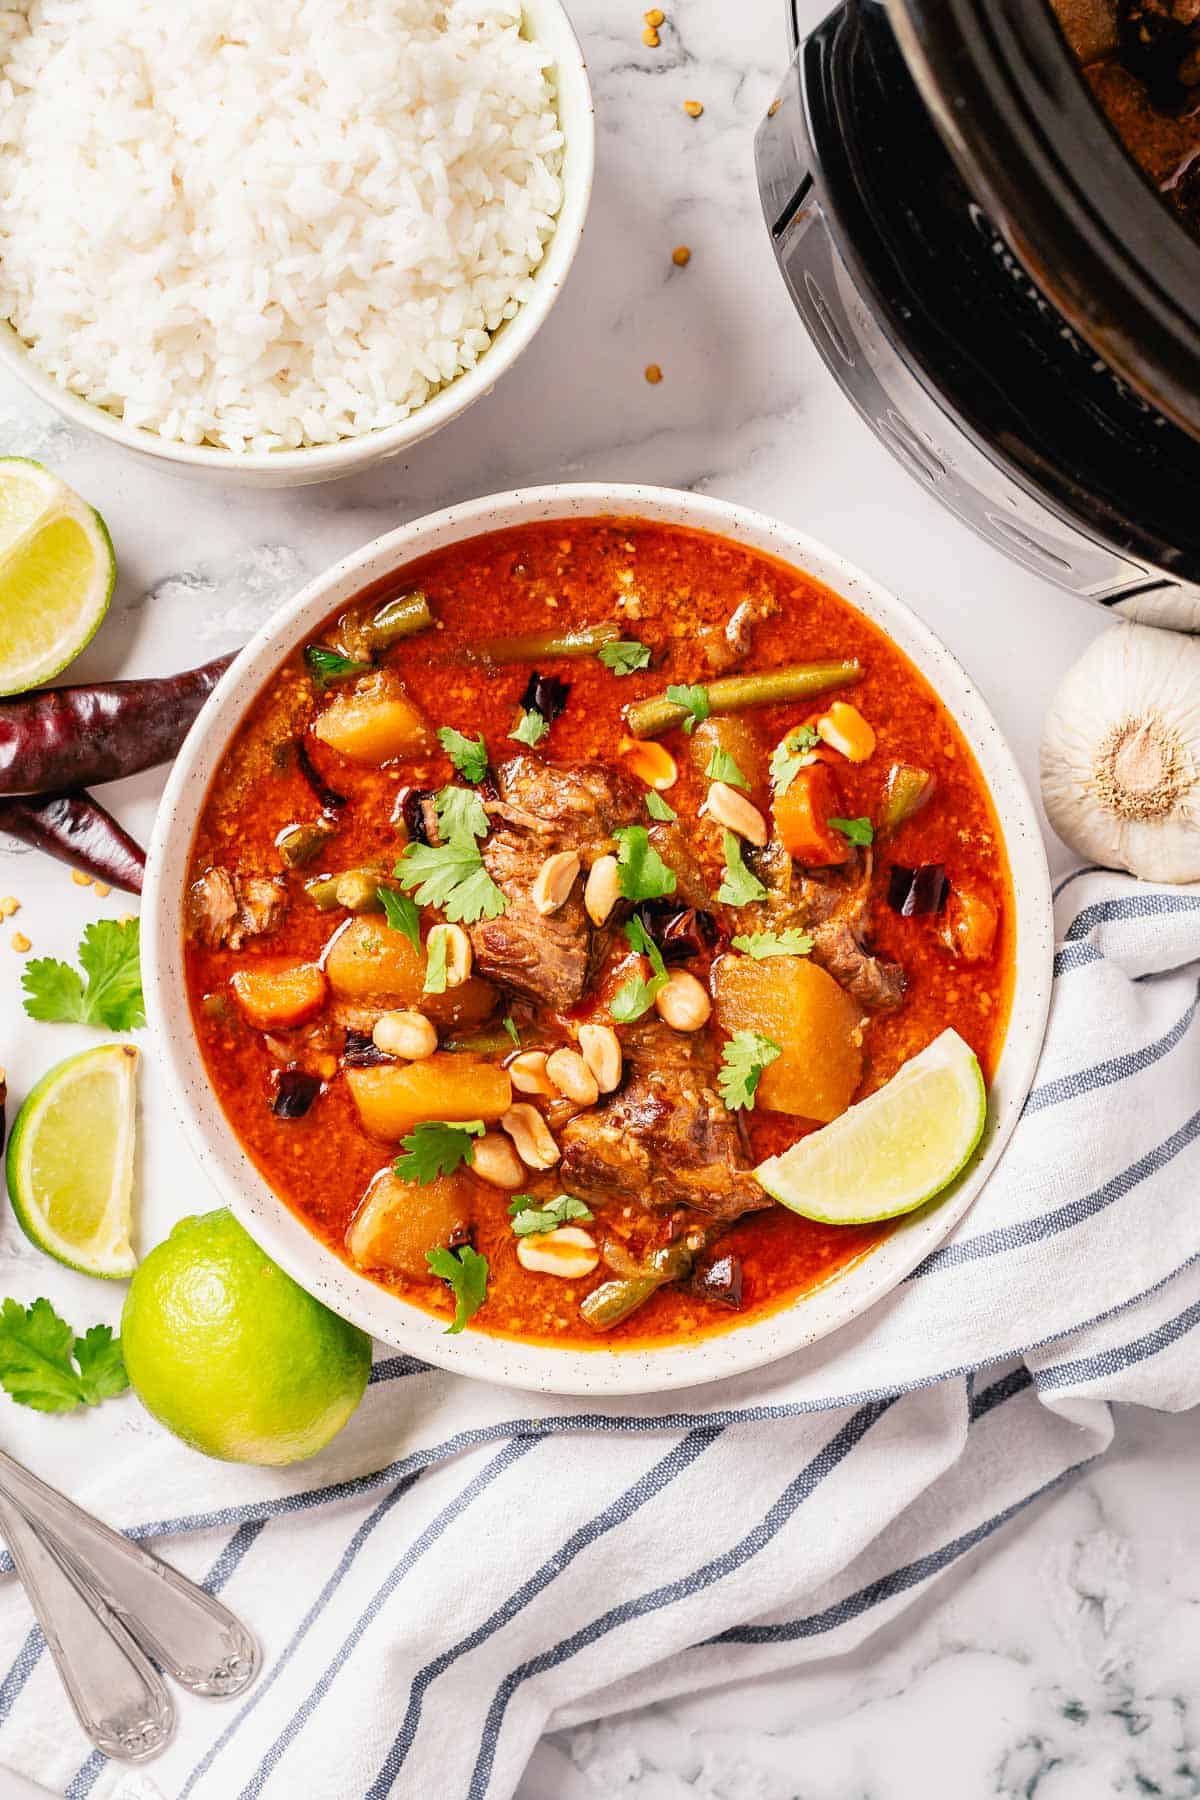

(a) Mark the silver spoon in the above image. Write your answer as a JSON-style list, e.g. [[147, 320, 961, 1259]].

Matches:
[[0, 1449, 260, 1760]]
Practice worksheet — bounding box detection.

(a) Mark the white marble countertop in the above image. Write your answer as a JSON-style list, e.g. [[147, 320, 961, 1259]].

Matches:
[[0, 0, 1191, 1795]]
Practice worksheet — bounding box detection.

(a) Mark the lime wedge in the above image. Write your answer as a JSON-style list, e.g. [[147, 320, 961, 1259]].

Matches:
[[0, 458, 116, 695], [5, 1045, 139, 1277], [755, 1029, 986, 1224]]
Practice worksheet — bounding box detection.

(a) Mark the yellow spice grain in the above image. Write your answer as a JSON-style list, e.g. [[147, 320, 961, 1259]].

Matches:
[[642, 25, 660, 46], [11, 932, 31, 953], [683, 99, 704, 117], [644, 363, 663, 384], [71, 870, 92, 887], [672, 245, 691, 266], [93, 882, 111, 898], [0, 896, 18, 918], [644, 6, 665, 22]]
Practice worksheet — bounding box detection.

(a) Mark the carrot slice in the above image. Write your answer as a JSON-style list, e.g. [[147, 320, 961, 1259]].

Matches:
[[771, 764, 849, 866]]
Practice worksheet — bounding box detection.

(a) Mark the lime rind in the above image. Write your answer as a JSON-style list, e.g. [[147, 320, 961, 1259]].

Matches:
[[0, 456, 116, 696], [754, 1028, 987, 1225], [5, 1045, 138, 1278]]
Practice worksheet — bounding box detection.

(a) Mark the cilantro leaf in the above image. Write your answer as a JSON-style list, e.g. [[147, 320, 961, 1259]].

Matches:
[[830, 816, 874, 847], [717, 1031, 782, 1112], [395, 838, 507, 925], [705, 746, 750, 792], [425, 1245, 489, 1334], [610, 916, 669, 1022], [0, 1299, 129, 1414], [502, 1014, 521, 1048], [769, 726, 820, 798], [378, 888, 422, 950], [666, 683, 710, 734], [438, 727, 489, 784], [717, 832, 767, 908], [508, 1193, 595, 1236], [423, 930, 448, 994], [22, 918, 144, 1031], [731, 929, 814, 960], [435, 785, 489, 842], [304, 645, 371, 689], [394, 1120, 485, 1184], [613, 825, 677, 902], [645, 791, 676, 823], [598, 639, 652, 676], [510, 709, 550, 748]]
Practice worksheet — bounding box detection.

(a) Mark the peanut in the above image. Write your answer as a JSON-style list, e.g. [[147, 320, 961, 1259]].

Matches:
[[578, 1022, 622, 1094], [516, 1226, 599, 1278], [501, 1103, 560, 1169], [372, 1010, 437, 1061], [655, 968, 711, 1032], [531, 850, 581, 917], [545, 1048, 600, 1107]]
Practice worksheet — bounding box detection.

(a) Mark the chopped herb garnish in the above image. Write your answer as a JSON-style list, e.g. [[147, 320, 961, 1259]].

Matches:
[[508, 1193, 594, 1236], [645, 790, 677, 823], [378, 887, 422, 951], [510, 709, 550, 748], [502, 1014, 521, 1048], [830, 816, 874, 847], [769, 726, 820, 798], [598, 639, 652, 676], [610, 916, 669, 1022], [304, 645, 370, 689], [395, 837, 507, 925], [718, 1031, 782, 1112], [665, 683, 710, 734], [0, 1299, 128, 1414], [434, 785, 489, 842], [731, 928, 814, 959], [22, 918, 144, 1031], [394, 1119, 485, 1184], [717, 831, 767, 907], [437, 727, 489, 784], [425, 1245, 489, 1334], [705, 746, 750, 792], [423, 930, 448, 994], [613, 825, 677, 902]]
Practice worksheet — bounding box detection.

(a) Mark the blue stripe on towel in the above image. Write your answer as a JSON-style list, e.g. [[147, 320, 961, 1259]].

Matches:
[[1063, 893, 1200, 941], [1023, 980, 1199, 1116], [362, 1426, 725, 1799], [910, 1103, 1200, 1278], [464, 1399, 894, 1800], [1036, 1292, 1200, 1391]]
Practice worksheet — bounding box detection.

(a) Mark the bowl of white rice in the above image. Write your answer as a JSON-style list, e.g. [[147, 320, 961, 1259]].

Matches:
[[0, 0, 592, 486]]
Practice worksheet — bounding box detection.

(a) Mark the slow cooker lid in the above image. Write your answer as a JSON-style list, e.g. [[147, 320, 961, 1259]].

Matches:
[[861, 0, 1200, 442]]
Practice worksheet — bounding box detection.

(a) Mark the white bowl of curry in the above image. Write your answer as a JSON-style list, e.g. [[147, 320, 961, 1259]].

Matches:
[[143, 485, 1054, 1396]]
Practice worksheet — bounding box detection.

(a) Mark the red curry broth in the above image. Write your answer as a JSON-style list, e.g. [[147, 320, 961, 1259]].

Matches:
[[185, 519, 1013, 1348]]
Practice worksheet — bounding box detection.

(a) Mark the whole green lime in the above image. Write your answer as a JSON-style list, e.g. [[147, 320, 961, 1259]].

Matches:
[[121, 1210, 371, 1466]]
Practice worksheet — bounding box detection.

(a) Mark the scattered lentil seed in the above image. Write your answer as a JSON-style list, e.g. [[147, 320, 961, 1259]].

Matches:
[[672, 245, 691, 266], [683, 98, 704, 117], [118, 913, 136, 926], [93, 882, 111, 898], [11, 932, 30, 953], [644, 362, 663, 384], [767, 98, 781, 117], [71, 870, 92, 887], [644, 6, 664, 22], [642, 24, 660, 46], [0, 896, 18, 918]]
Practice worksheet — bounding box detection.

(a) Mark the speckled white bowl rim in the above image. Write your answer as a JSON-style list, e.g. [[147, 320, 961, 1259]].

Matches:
[[0, 0, 593, 489], [144, 483, 1054, 1396]]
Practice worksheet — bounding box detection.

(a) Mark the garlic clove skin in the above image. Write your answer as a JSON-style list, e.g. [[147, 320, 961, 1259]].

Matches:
[[1040, 622, 1200, 884]]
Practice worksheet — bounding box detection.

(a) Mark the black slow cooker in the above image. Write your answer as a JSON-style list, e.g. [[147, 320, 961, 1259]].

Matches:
[[755, 0, 1200, 627]]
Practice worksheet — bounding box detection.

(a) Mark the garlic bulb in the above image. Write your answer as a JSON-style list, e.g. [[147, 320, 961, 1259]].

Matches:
[[1040, 622, 1200, 883]]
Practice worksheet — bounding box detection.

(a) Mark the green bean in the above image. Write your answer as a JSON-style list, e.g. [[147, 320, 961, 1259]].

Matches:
[[276, 818, 337, 868], [625, 659, 862, 739], [362, 591, 432, 650], [478, 620, 622, 664], [883, 762, 936, 831], [443, 1028, 520, 1056], [579, 1241, 697, 1332], [304, 874, 342, 911], [304, 865, 393, 913]]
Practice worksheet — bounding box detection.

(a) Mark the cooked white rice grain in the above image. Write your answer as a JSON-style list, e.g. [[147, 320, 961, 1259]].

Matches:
[[0, 0, 564, 452]]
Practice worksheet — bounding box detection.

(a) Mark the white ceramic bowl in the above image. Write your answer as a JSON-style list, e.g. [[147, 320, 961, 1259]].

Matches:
[[0, 2, 593, 489], [144, 484, 1054, 1394]]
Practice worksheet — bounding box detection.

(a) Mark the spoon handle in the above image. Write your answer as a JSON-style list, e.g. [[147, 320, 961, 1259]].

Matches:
[[0, 1449, 259, 1698], [0, 1490, 174, 1763]]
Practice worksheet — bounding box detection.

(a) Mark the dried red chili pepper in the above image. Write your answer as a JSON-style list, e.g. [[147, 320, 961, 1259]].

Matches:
[[0, 791, 146, 893], [0, 653, 234, 796]]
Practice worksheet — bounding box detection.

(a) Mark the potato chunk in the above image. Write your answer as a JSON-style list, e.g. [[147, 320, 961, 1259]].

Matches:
[[346, 1170, 471, 1278], [230, 962, 327, 1030], [325, 917, 495, 1029], [345, 1054, 512, 1140], [714, 954, 862, 1123], [311, 670, 429, 766]]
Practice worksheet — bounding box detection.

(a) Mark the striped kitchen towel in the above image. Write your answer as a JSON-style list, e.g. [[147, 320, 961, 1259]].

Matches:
[[0, 866, 1197, 1800]]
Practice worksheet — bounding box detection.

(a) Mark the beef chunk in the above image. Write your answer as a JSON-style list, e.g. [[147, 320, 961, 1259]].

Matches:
[[468, 758, 643, 1009], [188, 867, 287, 949], [560, 1019, 770, 1225], [811, 918, 906, 1008], [751, 846, 906, 1011]]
